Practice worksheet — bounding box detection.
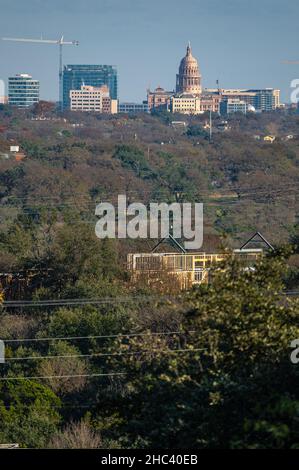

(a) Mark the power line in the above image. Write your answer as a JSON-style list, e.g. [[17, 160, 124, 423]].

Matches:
[[0, 372, 126, 381], [1, 185, 298, 207], [1, 402, 109, 409], [1, 194, 298, 211], [3, 330, 190, 344], [2, 182, 298, 199], [2, 295, 174, 308], [4, 404, 103, 409], [2, 291, 298, 309], [5, 348, 205, 362]]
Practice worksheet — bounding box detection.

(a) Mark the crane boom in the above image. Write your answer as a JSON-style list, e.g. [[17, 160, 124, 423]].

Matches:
[[3, 37, 57, 44], [2, 35, 79, 108], [282, 60, 299, 64], [2, 37, 78, 45]]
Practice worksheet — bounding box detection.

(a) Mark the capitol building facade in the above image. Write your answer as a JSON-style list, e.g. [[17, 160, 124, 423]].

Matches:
[[147, 44, 280, 115], [176, 42, 202, 96]]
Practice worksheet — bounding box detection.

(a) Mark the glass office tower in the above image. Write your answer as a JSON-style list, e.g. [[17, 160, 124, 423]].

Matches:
[[8, 74, 40, 108], [248, 89, 277, 112], [62, 65, 118, 110]]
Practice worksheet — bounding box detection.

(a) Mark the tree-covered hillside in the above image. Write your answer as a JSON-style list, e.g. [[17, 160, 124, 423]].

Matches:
[[0, 104, 298, 449], [0, 105, 298, 250]]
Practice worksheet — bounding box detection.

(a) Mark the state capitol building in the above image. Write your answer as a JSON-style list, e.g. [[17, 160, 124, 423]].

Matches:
[[147, 44, 280, 115]]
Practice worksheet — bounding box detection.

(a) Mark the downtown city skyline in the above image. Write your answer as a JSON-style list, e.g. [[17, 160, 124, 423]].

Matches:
[[0, 0, 298, 103]]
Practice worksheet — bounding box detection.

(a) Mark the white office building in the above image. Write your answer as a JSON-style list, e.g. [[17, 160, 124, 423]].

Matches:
[[8, 74, 40, 108]]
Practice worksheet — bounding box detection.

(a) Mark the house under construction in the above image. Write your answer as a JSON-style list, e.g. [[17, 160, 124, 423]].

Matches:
[[127, 249, 263, 291]]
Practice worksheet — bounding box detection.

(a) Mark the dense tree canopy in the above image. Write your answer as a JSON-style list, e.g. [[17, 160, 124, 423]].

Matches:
[[0, 107, 298, 448]]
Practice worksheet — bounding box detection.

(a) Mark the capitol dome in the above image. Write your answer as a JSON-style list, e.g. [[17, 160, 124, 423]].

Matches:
[[179, 43, 199, 70], [176, 43, 202, 96]]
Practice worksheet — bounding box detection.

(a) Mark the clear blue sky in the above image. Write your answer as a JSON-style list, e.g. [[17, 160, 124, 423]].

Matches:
[[0, 0, 298, 103]]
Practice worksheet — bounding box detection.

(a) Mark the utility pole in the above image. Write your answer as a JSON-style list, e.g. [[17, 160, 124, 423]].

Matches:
[[216, 79, 221, 116], [209, 109, 213, 142], [2, 35, 79, 109]]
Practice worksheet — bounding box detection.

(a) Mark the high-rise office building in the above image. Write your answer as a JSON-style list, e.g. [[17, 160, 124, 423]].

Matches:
[[205, 88, 280, 112], [62, 65, 118, 110], [8, 74, 40, 108], [248, 89, 280, 112]]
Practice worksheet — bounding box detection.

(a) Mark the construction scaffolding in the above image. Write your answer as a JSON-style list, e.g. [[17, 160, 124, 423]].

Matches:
[[127, 249, 263, 291]]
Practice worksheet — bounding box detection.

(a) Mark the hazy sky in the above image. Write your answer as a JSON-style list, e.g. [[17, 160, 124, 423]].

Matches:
[[0, 0, 298, 102]]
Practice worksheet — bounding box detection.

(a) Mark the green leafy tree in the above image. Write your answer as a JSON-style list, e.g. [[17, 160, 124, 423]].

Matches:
[[109, 253, 299, 448], [0, 381, 61, 448], [114, 145, 156, 180], [44, 223, 104, 291]]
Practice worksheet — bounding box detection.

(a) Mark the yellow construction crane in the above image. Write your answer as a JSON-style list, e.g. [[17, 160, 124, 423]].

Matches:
[[2, 35, 79, 107]]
